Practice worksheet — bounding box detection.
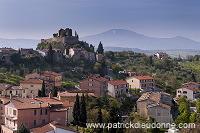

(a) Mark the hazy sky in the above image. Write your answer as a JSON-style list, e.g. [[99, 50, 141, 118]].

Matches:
[[0, 0, 200, 41]]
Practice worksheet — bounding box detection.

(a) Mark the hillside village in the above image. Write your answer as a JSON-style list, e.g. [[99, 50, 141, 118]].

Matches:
[[0, 28, 199, 133]]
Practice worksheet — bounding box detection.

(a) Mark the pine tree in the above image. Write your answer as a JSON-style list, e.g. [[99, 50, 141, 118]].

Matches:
[[38, 89, 41, 97], [108, 106, 119, 133], [73, 93, 80, 126], [47, 44, 54, 64], [96, 106, 103, 133], [17, 123, 30, 133], [96, 41, 104, 54], [196, 98, 200, 113], [41, 80, 46, 97], [80, 94, 87, 127]]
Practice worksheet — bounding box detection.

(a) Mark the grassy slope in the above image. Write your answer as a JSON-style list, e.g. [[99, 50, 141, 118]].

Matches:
[[0, 73, 25, 85]]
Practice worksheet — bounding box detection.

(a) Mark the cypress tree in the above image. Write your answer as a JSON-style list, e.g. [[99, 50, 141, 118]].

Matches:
[[96, 41, 104, 54], [17, 123, 30, 133], [73, 93, 80, 126], [80, 94, 87, 127], [47, 44, 54, 64], [38, 89, 41, 97], [41, 80, 46, 97], [51, 87, 58, 97], [108, 106, 119, 133], [96, 106, 103, 133]]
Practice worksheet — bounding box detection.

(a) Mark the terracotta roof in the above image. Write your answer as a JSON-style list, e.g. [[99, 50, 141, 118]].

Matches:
[[147, 102, 171, 109], [108, 80, 128, 86], [89, 75, 108, 83], [8, 86, 25, 90], [137, 92, 170, 102], [20, 79, 49, 84], [58, 91, 95, 97], [0, 48, 16, 51], [30, 123, 53, 133], [30, 121, 80, 133], [155, 52, 168, 55], [43, 71, 62, 76], [182, 82, 200, 86], [179, 86, 198, 92], [0, 84, 11, 90], [7, 97, 63, 109], [132, 75, 154, 80]]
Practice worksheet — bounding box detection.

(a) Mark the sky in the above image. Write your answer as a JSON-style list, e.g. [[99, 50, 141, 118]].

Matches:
[[0, 0, 200, 41]]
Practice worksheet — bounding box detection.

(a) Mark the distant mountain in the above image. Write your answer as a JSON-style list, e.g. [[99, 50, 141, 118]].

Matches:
[[0, 38, 40, 49], [103, 46, 200, 58], [80, 29, 200, 50]]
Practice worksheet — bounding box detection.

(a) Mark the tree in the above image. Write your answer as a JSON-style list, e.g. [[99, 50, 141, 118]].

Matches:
[[17, 123, 30, 133], [80, 94, 87, 127], [41, 80, 46, 97], [178, 102, 189, 114], [38, 89, 41, 97], [108, 106, 119, 133], [96, 104, 103, 133], [51, 87, 58, 97], [47, 44, 54, 64], [73, 93, 80, 126], [93, 62, 102, 74], [190, 112, 197, 123], [96, 41, 104, 54], [175, 110, 190, 125], [196, 98, 200, 113]]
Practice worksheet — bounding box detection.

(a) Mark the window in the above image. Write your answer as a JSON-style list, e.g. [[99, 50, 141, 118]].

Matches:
[[34, 110, 37, 115], [23, 90, 25, 93], [88, 83, 93, 86], [183, 91, 187, 94], [178, 91, 181, 93], [40, 109, 42, 115], [157, 113, 161, 116], [30, 85, 34, 87], [89, 79, 93, 81], [13, 110, 16, 115], [30, 90, 33, 94], [42, 119, 45, 124], [16, 91, 18, 95], [132, 80, 133, 82], [45, 109, 47, 115], [0, 91, 2, 94], [34, 120, 36, 126], [10, 91, 12, 94]]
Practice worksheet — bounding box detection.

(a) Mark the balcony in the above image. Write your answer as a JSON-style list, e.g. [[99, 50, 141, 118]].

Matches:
[[3, 114, 17, 120], [1, 124, 17, 131]]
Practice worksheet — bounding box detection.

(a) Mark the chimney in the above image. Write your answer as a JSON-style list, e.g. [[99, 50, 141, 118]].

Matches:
[[10, 94, 12, 100], [49, 92, 53, 99]]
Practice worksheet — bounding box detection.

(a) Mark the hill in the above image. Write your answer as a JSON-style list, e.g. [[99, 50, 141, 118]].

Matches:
[[0, 38, 40, 49], [81, 29, 200, 50]]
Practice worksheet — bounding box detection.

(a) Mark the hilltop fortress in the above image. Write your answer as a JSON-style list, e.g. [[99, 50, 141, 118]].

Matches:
[[41, 28, 79, 45]]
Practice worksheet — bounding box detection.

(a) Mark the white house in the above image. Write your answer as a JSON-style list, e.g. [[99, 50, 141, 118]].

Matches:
[[154, 52, 169, 59], [107, 80, 129, 98], [126, 76, 155, 91], [176, 86, 199, 100]]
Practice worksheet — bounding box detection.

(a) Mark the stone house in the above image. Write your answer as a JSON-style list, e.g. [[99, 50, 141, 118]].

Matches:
[[20, 48, 40, 57], [79, 75, 108, 97], [0, 84, 26, 98], [20, 79, 53, 98], [69, 48, 96, 62], [137, 92, 173, 123], [57, 91, 95, 103], [107, 80, 129, 98], [25, 71, 62, 87], [126, 76, 155, 91]]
